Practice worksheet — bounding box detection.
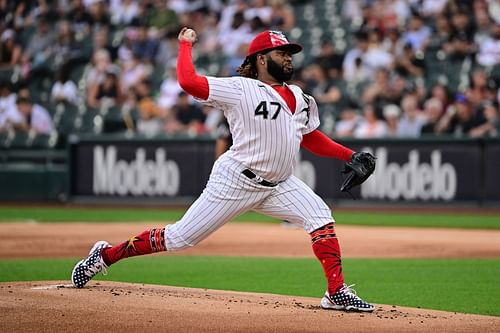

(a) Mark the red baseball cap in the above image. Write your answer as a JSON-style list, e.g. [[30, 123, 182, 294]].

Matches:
[[247, 30, 302, 58]]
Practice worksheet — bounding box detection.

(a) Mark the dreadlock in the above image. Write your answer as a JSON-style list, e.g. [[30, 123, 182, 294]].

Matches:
[[236, 56, 258, 79]]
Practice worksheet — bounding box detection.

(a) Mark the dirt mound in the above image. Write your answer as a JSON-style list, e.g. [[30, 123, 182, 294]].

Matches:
[[1, 281, 498, 333]]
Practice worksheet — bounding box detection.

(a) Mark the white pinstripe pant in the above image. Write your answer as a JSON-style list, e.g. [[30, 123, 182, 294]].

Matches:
[[165, 154, 335, 251]]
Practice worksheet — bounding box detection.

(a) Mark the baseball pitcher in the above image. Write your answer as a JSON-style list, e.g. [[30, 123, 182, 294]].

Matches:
[[72, 27, 376, 312]]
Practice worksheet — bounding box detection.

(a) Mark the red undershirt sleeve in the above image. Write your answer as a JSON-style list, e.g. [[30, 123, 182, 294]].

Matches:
[[301, 129, 354, 161], [177, 40, 209, 100]]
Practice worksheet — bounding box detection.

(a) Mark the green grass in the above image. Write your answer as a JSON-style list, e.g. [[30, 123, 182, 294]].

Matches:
[[0, 207, 277, 223], [1, 257, 499, 316], [0, 206, 499, 229]]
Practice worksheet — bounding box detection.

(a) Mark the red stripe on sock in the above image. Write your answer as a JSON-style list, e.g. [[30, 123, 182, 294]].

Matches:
[[101, 228, 166, 266]]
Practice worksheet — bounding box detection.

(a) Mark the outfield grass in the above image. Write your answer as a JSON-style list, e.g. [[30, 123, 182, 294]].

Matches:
[[0, 206, 499, 229], [1, 256, 499, 316]]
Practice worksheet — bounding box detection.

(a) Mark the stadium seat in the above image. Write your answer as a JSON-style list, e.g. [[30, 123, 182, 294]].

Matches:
[[0, 131, 8, 149], [101, 105, 128, 133], [29, 132, 58, 149], [54, 103, 79, 135], [10, 132, 30, 149], [0, 69, 14, 83], [490, 65, 500, 85]]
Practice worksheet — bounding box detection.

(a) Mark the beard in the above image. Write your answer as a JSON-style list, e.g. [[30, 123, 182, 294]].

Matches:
[[266, 56, 293, 83]]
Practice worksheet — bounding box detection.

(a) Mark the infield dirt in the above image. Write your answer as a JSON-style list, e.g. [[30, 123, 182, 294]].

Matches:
[[1, 222, 499, 332]]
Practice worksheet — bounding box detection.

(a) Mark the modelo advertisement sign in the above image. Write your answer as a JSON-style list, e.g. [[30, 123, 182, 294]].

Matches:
[[70, 138, 214, 197], [484, 140, 500, 201], [302, 140, 484, 202], [70, 137, 498, 203]]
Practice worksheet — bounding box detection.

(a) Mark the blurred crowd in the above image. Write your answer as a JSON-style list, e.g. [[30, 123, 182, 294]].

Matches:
[[0, 0, 499, 141]]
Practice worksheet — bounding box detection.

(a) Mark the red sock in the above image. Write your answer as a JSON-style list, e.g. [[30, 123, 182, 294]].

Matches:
[[310, 223, 344, 294], [101, 228, 167, 266]]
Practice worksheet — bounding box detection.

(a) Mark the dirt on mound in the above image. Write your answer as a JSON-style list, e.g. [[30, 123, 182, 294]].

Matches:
[[1, 281, 498, 333]]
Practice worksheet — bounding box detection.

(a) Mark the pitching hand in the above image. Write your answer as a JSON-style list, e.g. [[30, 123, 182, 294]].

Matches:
[[178, 27, 197, 44]]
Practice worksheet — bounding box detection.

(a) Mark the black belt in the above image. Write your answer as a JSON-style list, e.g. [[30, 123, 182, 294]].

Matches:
[[242, 169, 278, 187]]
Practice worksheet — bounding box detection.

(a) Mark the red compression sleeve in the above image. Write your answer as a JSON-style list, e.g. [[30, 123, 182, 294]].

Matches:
[[301, 129, 353, 161], [177, 40, 209, 100]]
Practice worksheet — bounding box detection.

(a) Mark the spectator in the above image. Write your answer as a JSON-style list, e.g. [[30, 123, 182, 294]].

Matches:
[[474, 6, 493, 46], [420, 0, 448, 17], [335, 106, 363, 137], [466, 69, 492, 109], [22, 16, 55, 70], [313, 39, 345, 81], [364, 28, 394, 73], [131, 25, 159, 64], [51, 66, 80, 105], [157, 66, 182, 112], [65, 0, 92, 37], [224, 43, 249, 76], [120, 51, 151, 93], [203, 105, 224, 135], [430, 83, 451, 114], [402, 13, 431, 52], [146, 0, 178, 34], [92, 27, 118, 61], [382, 0, 410, 30], [437, 94, 487, 136], [13, 97, 54, 134], [52, 20, 85, 68], [343, 30, 370, 82], [196, 12, 220, 55], [86, 0, 110, 28], [421, 98, 444, 135], [477, 24, 500, 67], [382, 27, 404, 56], [0, 81, 19, 132], [117, 28, 136, 65], [362, 68, 401, 107], [394, 43, 425, 78], [85, 48, 120, 99], [397, 94, 426, 137], [345, 56, 371, 87], [469, 101, 500, 137], [353, 104, 388, 138], [382, 104, 401, 137], [87, 69, 122, 108], [427, 15, 453, 53], [302, 63, 342, 106], [155, 30, 179, 69], [2, 0, 499, 142], [269, 0, 295, 32], [165, 92, 206, 135], [0, 29, 22, 68], [110, 0, 140, 26], [244, 0, 272, 26], [218, 11, 253, 57], [489, 0, 500, 24], [217, 0, 249, 33], [448, 10, 475, 61], [134, 80, 164, 136]]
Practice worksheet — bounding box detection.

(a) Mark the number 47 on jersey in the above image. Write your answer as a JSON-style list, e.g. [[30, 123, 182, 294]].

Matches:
[[254, 101, 282, 120]]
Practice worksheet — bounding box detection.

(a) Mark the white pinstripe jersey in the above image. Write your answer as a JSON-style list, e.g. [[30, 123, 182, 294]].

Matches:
[[202, 76, 320, 182]]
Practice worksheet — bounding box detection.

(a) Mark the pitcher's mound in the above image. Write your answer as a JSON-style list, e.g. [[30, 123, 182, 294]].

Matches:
[[1, 281, 498, 332]]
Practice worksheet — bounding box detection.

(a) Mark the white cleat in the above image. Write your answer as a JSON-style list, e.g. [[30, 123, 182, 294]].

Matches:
[[320, 284, 374, 312], [71, 241, 110, 288]]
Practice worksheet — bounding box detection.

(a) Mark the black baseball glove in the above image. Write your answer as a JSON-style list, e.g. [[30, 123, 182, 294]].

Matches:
[[340, 152, 376, 192]]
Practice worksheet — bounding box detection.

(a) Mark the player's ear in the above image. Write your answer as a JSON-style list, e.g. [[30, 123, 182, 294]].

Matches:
[[257, 54, 266, 65]]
